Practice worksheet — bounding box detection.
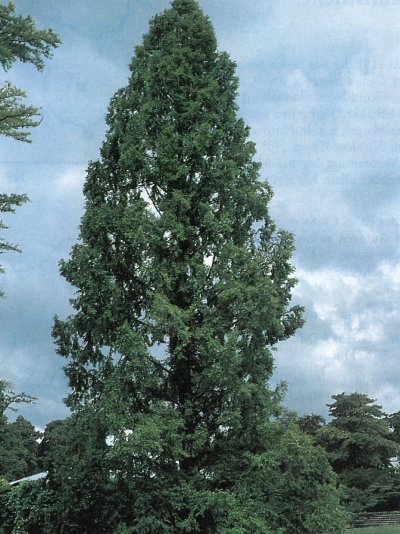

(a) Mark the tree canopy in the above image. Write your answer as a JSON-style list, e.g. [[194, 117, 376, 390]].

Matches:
[[317, 392, 400, 512], [0, 381, 39, 482], [50, 1, 344, 532]]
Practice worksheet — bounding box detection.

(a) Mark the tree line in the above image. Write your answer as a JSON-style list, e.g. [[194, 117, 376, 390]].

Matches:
[[0, 1, 396, 532], [3, 387, 400, 531]]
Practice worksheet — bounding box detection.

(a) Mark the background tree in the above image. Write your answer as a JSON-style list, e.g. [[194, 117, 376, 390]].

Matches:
[[0, 380, 35, 418], [317, 392, 400, 513], [0, 2, 60, 142], [37, 419, 69, 473], [0, 415, 41, 482], [0, 381, 39, 482], [0, 478, 56, 534], [388, 411, 400, 445], [0, 415, 106, 534], [0, 192, 28, 298], [298, 413, 326, 437], [39, 411, 111, 533], [0, 4, 59, 503], [52, 0, 344, 531], [0, 2, 60, 295]]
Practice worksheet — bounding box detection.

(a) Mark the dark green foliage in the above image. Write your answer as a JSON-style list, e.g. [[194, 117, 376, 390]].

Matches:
[[0, 416, 41, 482], [0, 481, 57, 534], [0, 83, 41, 143], [52, 1, 344, 531], [317, 392, 400, 513], [0, 414, 41, 482], [0, 2, 60, 71], [37, 419, 69, 472], [42, 411, 112, 533], [298, 413, 326, 437], [388, 411, 400, 444], [0, 3, 60, 296], [0, 381, 39, 482], [0, 413, 111, 534], [240, 425, 347, 533], [0, 2, 60, 142]]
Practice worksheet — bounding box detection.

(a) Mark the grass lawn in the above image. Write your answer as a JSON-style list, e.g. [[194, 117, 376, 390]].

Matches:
[[346, 527, 400, 533]]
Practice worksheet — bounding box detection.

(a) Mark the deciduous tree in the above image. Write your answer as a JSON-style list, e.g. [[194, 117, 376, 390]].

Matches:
[[298, 413, 326, 437], [0, 415, 41, 481], [37, 419, 69, 473], [0, 380, 35, 418], [53, 1, 344, 531], [0, 381, 39, 482]]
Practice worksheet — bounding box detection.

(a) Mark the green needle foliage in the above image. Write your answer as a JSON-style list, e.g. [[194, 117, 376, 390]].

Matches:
[[0, 82, 41, 143], [0, 193, 28, 297], [0, 2, 60, 142], [52, 1, 344, 532], [0, 2, 60, 296], [318, 393, 400, 513]]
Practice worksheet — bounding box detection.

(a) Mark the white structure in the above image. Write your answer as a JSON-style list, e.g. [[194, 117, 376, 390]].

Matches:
[[9, 472, 47, 486]]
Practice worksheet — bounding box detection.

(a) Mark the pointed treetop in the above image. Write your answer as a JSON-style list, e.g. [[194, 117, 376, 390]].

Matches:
[[139, 0, 217, 60], [171, 0, 201, 12]]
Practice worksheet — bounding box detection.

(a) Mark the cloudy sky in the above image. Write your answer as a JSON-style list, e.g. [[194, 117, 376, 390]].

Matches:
[[1, 0, 400, 428]]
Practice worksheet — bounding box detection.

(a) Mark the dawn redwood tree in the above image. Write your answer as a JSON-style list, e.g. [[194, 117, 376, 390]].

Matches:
[[53, 1, 344, 531]]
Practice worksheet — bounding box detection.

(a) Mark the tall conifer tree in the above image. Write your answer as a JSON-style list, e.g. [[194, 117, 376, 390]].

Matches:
[[318, 393, 400, 512], [53, 1, 344, 531]]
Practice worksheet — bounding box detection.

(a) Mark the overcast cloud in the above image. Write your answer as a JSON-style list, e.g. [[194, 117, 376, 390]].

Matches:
[[1, 0, 400, 427]]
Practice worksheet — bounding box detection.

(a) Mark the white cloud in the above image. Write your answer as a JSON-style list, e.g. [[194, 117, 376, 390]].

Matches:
[[375, 384, 400, 415], [379, 261, 400, 288], [277, 261, 400, 414], [55, 165, 85, 194], [223, 0, 400, 284], [297, 266, 391, 338]]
